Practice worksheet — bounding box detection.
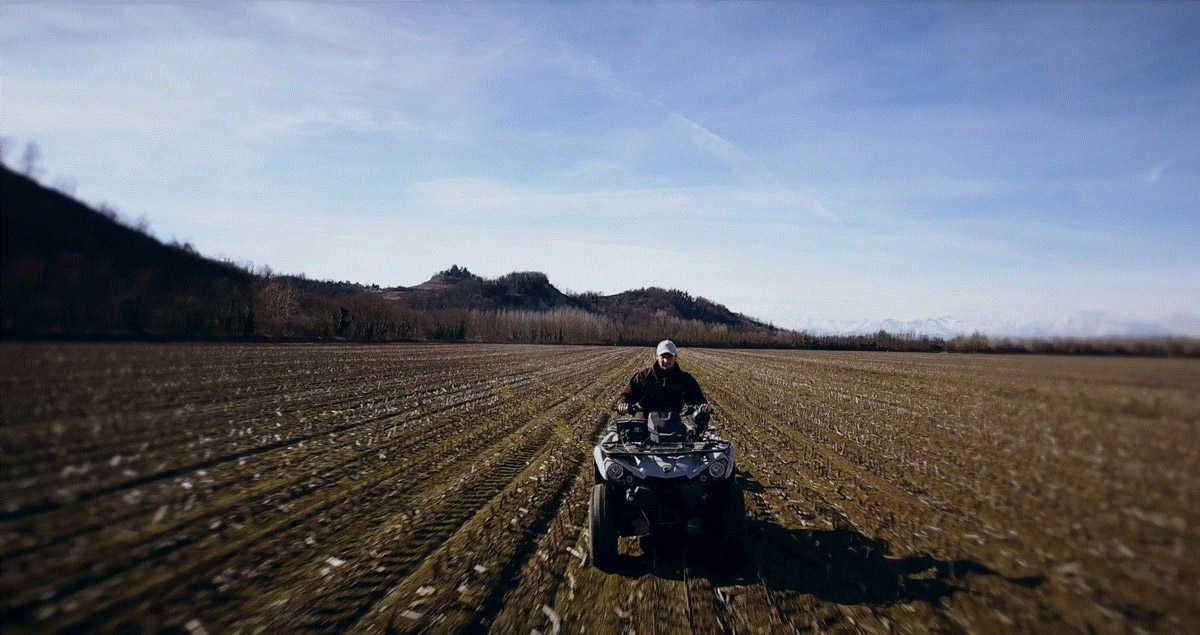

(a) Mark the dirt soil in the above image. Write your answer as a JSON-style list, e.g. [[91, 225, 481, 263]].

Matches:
[[2, 343, 1197, 634]]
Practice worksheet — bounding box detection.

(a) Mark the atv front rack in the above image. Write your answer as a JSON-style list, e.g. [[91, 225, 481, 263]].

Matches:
[[599, 438, 731, 455]]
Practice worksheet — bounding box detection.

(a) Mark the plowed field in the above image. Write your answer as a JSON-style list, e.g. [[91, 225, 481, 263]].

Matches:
[[2, 343, 1197, 634]]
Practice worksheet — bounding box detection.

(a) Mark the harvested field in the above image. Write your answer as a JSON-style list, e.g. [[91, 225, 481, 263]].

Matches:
[[2, 342, 1198, 634]]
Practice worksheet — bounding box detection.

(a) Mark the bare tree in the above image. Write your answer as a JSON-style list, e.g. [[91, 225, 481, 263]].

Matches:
[[253, 277, 301, 335], [97, 202, 120, 221], [21, 142, 43, 180]]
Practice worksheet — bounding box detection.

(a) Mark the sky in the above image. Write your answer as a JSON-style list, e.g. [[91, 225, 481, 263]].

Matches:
[[3, 2, 1199, 337]]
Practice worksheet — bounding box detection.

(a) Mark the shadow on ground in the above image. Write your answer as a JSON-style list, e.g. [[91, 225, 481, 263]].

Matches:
[[607, 473, 1043, 607], [744, 519, 1043, 605]]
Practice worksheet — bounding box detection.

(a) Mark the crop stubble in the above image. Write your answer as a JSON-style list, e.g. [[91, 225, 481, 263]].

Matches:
[[1, 343, 1197, 634]]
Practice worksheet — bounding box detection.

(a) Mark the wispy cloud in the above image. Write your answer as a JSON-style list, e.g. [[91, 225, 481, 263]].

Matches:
[[1143, 162, 1169, 184], [667, 113, 746, 169], [407, 176, 841, 226], [237, 107, 418, 140], [549, 41, 763, 178], [553, 44, 652, 108]]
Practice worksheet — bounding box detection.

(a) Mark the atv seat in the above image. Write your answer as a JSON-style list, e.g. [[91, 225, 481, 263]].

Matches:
[[616, 417, 650, 444], [647, 411, 685, 444]]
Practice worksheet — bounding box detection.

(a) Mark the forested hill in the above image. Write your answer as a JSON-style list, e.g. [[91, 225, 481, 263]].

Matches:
[[377, 267, 581, 312], [1, 166, 256, 337], [367, 266, 774, 333], [1, 167, 248, 283], [575, 287, 773, 331]]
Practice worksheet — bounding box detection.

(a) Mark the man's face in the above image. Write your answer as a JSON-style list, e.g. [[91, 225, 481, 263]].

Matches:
[[657, 353, 676, 369]]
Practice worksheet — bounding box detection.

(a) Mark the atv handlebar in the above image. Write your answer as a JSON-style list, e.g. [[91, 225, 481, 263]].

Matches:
[[613, 404, 714, 439], [617, 404, 710, 416]]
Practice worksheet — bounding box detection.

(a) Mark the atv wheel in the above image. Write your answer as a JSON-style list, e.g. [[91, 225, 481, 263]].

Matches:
[[710, 479, 747, 573], [590, 484, 619, 571]]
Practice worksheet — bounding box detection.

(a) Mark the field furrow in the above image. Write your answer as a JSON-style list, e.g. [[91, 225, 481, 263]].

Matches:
[[2, 343, 1197, 635]]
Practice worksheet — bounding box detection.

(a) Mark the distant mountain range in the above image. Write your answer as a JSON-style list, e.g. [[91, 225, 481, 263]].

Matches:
[[795, 314, 1200, 340]]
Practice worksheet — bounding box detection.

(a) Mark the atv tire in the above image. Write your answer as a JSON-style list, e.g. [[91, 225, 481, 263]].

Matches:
[[590, 484, 619, 571]]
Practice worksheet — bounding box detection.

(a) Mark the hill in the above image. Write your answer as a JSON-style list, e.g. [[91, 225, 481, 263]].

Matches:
[[379, 267, 582, 312], [576, 287, 774, 332], [1, 167, 249, 284], [370, 267, 773, 333]]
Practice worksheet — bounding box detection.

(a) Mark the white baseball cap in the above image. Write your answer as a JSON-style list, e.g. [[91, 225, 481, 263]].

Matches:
[[656, 340, 677, 356]]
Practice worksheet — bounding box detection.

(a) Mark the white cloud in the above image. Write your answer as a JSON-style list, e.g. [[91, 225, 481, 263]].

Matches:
[[1142, 162, 1169, 184]]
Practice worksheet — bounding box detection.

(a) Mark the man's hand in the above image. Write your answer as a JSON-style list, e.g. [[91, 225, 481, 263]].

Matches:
[[698, 403, 712, 414], [617, 402, 629, 414]]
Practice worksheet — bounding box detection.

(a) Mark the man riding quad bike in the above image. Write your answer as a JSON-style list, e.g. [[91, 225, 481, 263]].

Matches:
[[589, 341, 747, 572]]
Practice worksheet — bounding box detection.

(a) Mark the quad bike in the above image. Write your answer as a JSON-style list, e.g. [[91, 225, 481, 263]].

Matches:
[[589, 405, 746, 572]]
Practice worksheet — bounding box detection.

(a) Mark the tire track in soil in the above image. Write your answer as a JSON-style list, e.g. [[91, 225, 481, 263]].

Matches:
[[686, 353, 855, 633], [294, 420, 558, 631], [339, 350, 644, 635], [274, 350, 634, 632], [166, 348, 632, 635], [446, 354, 651, 635], [482, 362, 738, 635]]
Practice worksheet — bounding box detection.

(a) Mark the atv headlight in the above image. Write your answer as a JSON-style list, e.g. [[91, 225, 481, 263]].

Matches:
[[707, 460, 727, 479], [605, 462, 625, 481]]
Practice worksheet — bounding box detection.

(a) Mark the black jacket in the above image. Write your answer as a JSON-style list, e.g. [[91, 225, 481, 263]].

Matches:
[[618, 362, 706, 412]]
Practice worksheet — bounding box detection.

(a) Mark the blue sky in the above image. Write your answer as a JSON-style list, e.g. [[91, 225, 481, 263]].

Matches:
[[3, 2, 1198, 336]]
